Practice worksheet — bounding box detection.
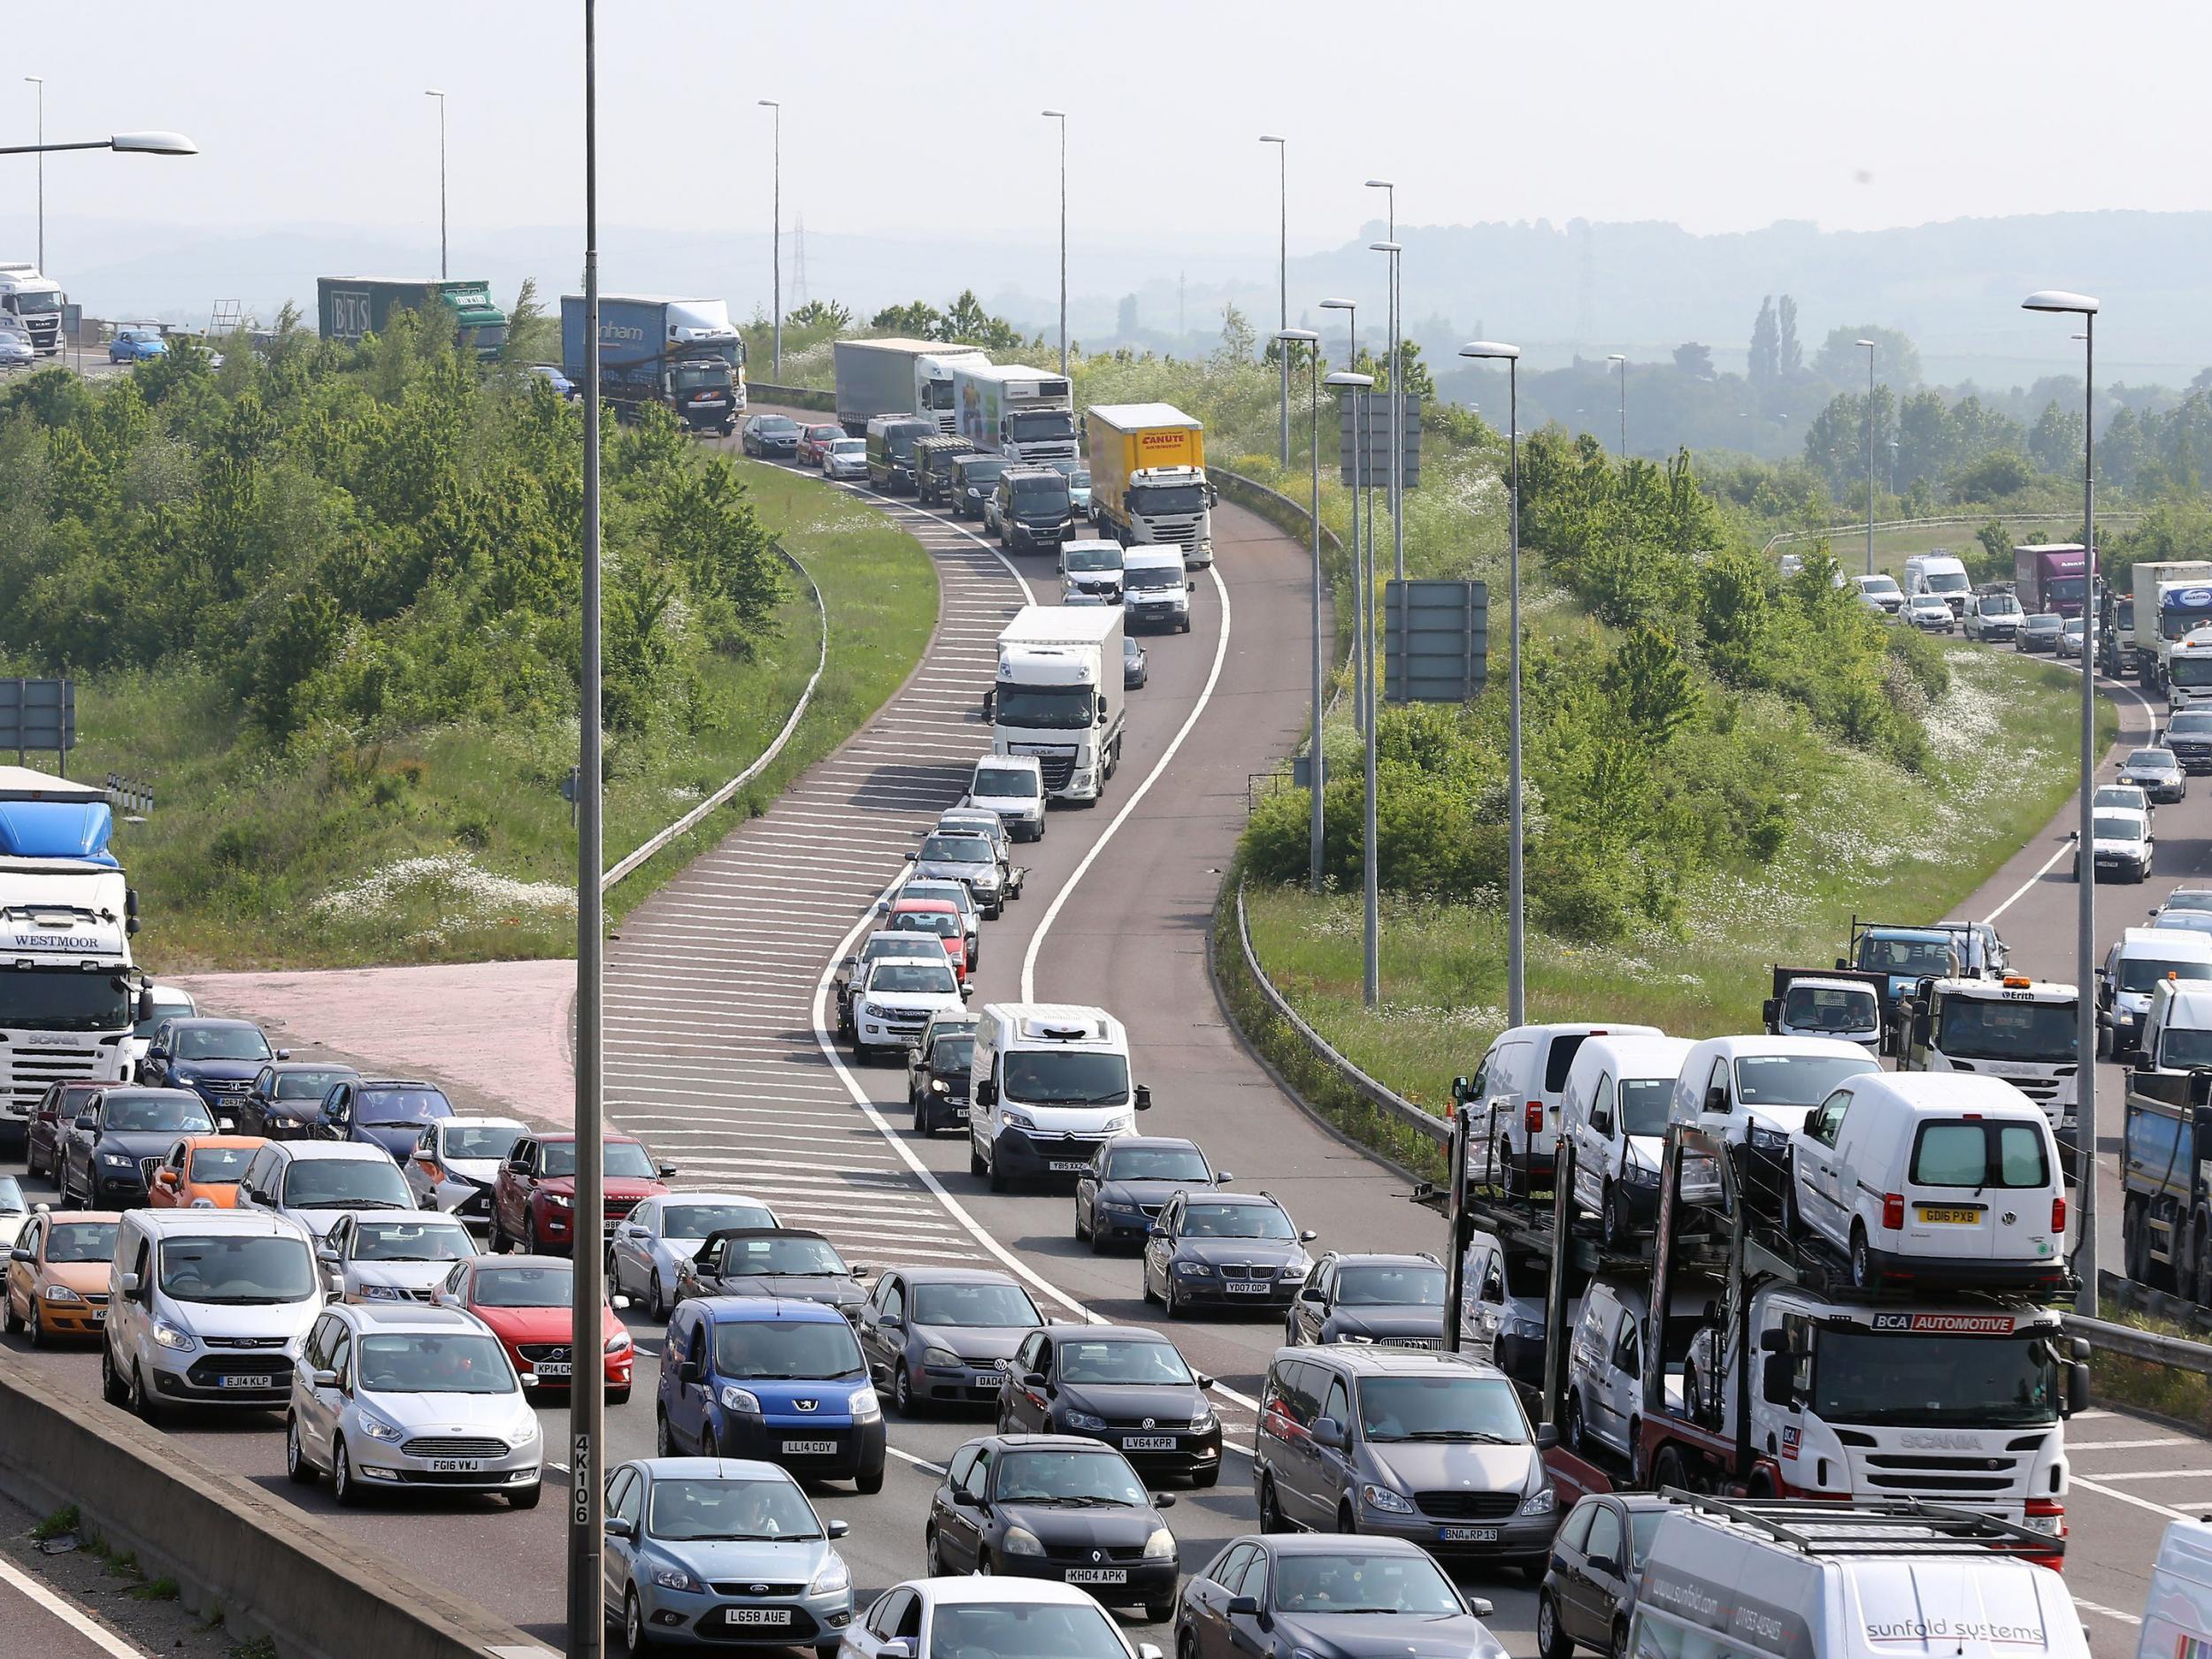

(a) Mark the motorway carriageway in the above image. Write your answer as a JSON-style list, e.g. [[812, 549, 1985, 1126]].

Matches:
[[0, 457, 2195, 1650]]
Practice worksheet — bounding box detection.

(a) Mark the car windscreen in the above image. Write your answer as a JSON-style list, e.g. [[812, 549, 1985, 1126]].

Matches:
[[957, 460, 1010, 486], [1981, 595, 2020, 614], [445, 1125, 523, 1161], [282, 1158, 411, 1210], [2026, 615, 2059, 629], [1910, 1120, 2051, 1188], [1619, 1078, 1678, 1136], [663, 1202, 775, 1240], [887, 911, 961, 939], [1179, 1202, 1294, 1240], [2127, 750, 2177, 771], [1863, 578, 1900, 595], [1104, 1146, 1209, 1183], [928, 1038, 975, 1076], [2094, 815, 2145, 841], [718, 1234, 847, 1277], [887, 426, 932, 458], [755, 417, 799, 434], [868, 962, 957, 995], [0, 1176, 20, 1213], [186, 1147, 253, 1184], [158, 1234, 316, 1304], [1783, 985, 1878, 1033], [357, 1332, 514, 1394], [928, 1604, 1127, 1659], [472, 1264, 572, 1308], [972, 767, 1043, 795], [105, 1095, 215, 1133], [919, 835, 994, 863], [1272, 1551, 1461, 1615], [276, 1069, 353, 1100], [830, 438, 865, 454], [355, 1087, 452, 1125], [648, 1476, 823, 1541], [1059, 1338, 1193, 1386], [176, 1025, 273, 1061], [1732, 1053, 1878, 1107], [1010, 476, 1070, 507], [901, 881, 973, 913], [1335, 1263, 1448, 1307], [911, 1280, 1041, 1328], [1812, 1327, 2057, 1427], [1355, 1374, 1528, 1442], [1924, 570, 1968, 592], [2119, 956, 2212, 993], [2094, 789, 2147, 810], [2171, 714, 2212, 735], [1002, 1049, 1130, 1106], [710, 1317, 864, 1379], [352, 1218, 476, 1262], [48, 1221, 118, 1263], [541, 1139, 657, 1179], [995, 1450, 1148, 1507], [1124, 564, 1183, 591]]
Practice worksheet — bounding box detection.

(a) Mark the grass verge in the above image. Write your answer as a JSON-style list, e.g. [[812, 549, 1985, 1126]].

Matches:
[[2090, 1305, 2212, 1433], [60, 458, 932, 971], [1225, 643, 2110, 1125]]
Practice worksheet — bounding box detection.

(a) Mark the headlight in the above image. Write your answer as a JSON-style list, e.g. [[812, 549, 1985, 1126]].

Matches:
[[1188, 1409, 1217, 1432], [548, 1194, 573, 1209], [42, 1284, 86, 1304], [972, 869, 1001, 889], [512, 1416, 541, 1442], [359, 1283, 409, 1301], [1747, 1125, 1788, 1150], [1280, 1262, 1310, 1282], [719, 1384, 763, 1413], [358, 1414, 405, 1443], [1334, 1332, 1375, 1345], [1361, 1484, 1414, 1515], [151, 1317, 196, 1351], [849, 1386, 881, 1422], [1521, 1486, 1555, 1517], [1002, 1110, 1036, 1132], [1062, 1409, 1108, 1432], [809, 1553, 851, 1595], [1102, 1116, 1133, 1135], [922, 1346, 964, 1370], [606, 1331, 633, 1355], [1141, 1527, 1177, 1560], [101, 1153, 135, 1169], [652, 1564, 706, 1594], [1002, 1526, 1047, 1557], [1174, 1260, 1214, 1277], [1624, 1163, 1661, 1186]]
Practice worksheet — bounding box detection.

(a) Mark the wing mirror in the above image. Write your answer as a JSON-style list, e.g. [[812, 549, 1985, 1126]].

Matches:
[[1760, 997, 1780, 1027], [1763, 1350, 1795, 1407], [311, 1368, 340, 1389], [1298, 1229, 1317, 1242], [1134, 1084, 1152, 1112], [1152, 1493, 1176, 1509], [826, 1519, 850, 1540], [680, 1353, 704, 1384], [276, 1048, 292, 1061], [1311, 1415, 1349, 1450], [73, 1115, 96, 1133], [1468, 1599, 1495, 1619], [949, 1487, 979, 1508], [604, 1516, 634, 1539], [8, 1248, 29, 1264], [880, 1642, 917, 1659], [1214, 1170, 1233, 1184], [1226, 1596, 1262, 1619], [960, 984, 975, 1000], [976, 1079, 999, 1107], [136, 988, 155, 1021], [1535, 1425, 1559, 1451], [657, 1164, 678, 1179], [118, 1271, 141, 1295], [1147, 1224, 1168, 1240]]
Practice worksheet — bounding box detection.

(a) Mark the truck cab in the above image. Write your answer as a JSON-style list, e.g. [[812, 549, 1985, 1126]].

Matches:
[[1893, 974, 2080, 1139], [1763, 972, 1883, 1053], [0, 263, 65, 355], [993, 606, 1125, 803]]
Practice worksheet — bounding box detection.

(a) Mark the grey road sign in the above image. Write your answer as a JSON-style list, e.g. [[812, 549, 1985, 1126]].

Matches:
[[0, 678, 74, 765], [1338, 392, 1423, 488], [1383, 580, 1487, 702]]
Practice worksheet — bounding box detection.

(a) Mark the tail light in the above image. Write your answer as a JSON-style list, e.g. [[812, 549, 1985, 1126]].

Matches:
[[1882, 1193, 1905, 1231], [2052, 1194, 2068, 1233], [1525, 1102, 1544, 1135]]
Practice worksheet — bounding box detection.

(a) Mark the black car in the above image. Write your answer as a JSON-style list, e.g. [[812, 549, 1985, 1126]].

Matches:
[[237, 1062, 359, 1140], [1284, 1251, 1448, 1348], [1537, 1493, 1676, 1659], [858, 1265, 1041, 1414], [2016, 612, 2063, 652], [907, 1016, 978, 1135], [1141, 1189, 1316, 1317], [927, 1435, 1179, 1622], [1073, 1136, 1225, 1252], [2117, 746, 2187, 803], [2161, 713, 2212, 775], [740, 413, 802, 457], [948, 453, 1011, 518], [141, 1017, 285, 1115], [317, 1077, 454, 1162], [996, 1325, 1221, 1487], [1123, 636, 1148, 689], [673, 1227, 869, 1319], [1177, 1534, 1502, 1659], [58, 1087, 214, 1208]]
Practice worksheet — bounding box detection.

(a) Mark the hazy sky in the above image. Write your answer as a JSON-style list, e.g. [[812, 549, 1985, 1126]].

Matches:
[[17, 0, 2212, 253]]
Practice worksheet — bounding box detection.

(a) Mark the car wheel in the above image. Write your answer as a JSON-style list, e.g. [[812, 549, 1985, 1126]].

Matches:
[[1652, 1443, 1690, 1494], [2, 1289, 19, 1337], [1849, 1222, 1875, 1291], [1191, 1464, 1218, 1490], [856, 1463, 884, 1495], [523, 1215, 541, 1256], [1498, 1136, 1521, 1199], [649, 1271, 666, 1321], [926, 1525, 947, 1576], [1257, 1472, 1287, 1532], [332, 1437, 362, 1507], [970, 1136, 987, 1179], [488, 1211, 507, 1254], [608, 1386, 631, 1407], [1336, 1502, 1358, 1535], [1179, 1631, 1201, 1659], [286, 1416, 317, 1485], [625, 1589, 654, 1658], [987, 1147, 1008, 1194], [100, 1340, 127, 1405], [1565, 1392, 1586, 1455], [509, 1481, 542, 1509], [1538, 1590, 1573, 1659], [1613, 1617, 1632, 1659], [893, 1364, 915, 1416], [130, 1361, 163, 1427], [1147, 1596, 1178, 1624], [657, 1411, 677, 1457], [26, 1298, 47, 1348], [1601, 1179, 1626, 1248], [1163, 1276, 1182, 1319]]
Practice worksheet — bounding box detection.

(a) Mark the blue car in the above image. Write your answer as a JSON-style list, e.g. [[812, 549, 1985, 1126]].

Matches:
[[108, 326, 165, 363], [658, 1298, 886, 1494], [602, 1456, 853, 1657], [140, 1017, 285, 1123], [527, 362, 575, 398], [319, 1077, 455, 1161]]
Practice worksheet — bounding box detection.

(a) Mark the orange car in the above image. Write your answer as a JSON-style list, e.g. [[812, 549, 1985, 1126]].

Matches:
[[882, 897, 968, 983], [4, 1210, 123, 1346], [145, 1133, 265, 1209]]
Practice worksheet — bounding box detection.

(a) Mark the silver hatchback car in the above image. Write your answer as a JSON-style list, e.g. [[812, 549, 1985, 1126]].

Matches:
[[286, 1301, 543, 1507]]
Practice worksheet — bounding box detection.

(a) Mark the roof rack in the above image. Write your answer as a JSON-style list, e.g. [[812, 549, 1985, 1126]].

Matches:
[[1659, 1489, 2054, 1558]]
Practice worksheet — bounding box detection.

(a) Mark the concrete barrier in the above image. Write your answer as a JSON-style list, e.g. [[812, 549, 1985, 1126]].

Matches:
[[0, 1346, 554, 1659]]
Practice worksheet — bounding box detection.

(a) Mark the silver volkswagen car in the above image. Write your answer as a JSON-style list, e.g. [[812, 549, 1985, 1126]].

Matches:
[[908, 831, 1017, 918], [609, 1192, 782, 1319], [319, 1211, 479, 1304], [285, 1301, 542, 1507]]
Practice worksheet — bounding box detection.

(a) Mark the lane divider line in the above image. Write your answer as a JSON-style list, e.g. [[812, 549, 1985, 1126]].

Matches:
[[2072, 1471, 2197, 1523], [0, 1555, 148, 1659], [2074, 1600, 2144, 1628]]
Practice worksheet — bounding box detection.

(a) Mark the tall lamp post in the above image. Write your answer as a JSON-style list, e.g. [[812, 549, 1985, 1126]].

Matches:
[[2023, 287, 2101, 1316], [1328, 368, 1380, 1005], [0, 128, 196, 156], [568, 4, 608, 1653], [1262, 135, 1287, 465], [1320, 298, 1361, 735], [1279, 327, 1324, 890], [424, 89, 447, 280], [1857, 338, 1878, 575], [1607, 353, 1626, 459], [759, 100, 780, 380], [1461, 342, 1525, 1025], [23, 76, 42, 269], [1366, 183, 1403, 580], [1043, 108, 1068, 376]]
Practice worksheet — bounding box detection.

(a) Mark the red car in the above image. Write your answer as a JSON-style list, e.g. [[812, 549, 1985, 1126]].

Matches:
[[882, 898, 968, 983], [795, 422, 843, 466], [432, 1253, 634, 1402], [489, 1132, 673, 1256], [23, 1079, 107, 1183]]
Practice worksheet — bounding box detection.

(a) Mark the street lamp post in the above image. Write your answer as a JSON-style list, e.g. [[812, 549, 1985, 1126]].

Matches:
[[1329, 369, 1380, 1006], [2023, 288, 2101, 1317], [0, 130, 196, 157], [1262, 136, 1287, 466], [1280, 327, 1323, 891], [1607, 353, 1626, 460], [1366, 183, 1402, 581], [1857, 338, 1878, 576], [1461, 342, 1525, 1025], [23, 77, 42, 270], [424, 90, 447, 280], [1043, 109, 1067, 376], [1320, 299, 1361, 736], [759, 100, 780, 380], [568, 4, 608, 1654]]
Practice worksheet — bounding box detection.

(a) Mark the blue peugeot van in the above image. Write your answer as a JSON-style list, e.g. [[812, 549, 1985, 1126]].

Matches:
[[657, 1297, 886, 1494]]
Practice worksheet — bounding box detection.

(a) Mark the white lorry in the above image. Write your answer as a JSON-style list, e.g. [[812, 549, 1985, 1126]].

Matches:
[[0, 768, 148, 1126], [992, 605, 1125, 805], [949, 362, 1079, 463], [2131, 561, 2212, 693], [1892, 973, 2080, 1142], [0, 263, 65, 356], [832, 338, 990, 435]]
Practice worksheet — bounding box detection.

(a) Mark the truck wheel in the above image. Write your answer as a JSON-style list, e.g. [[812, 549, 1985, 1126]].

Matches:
[[1651, 1444, 1690, 1495], [2126, 1198, 2151, 1284]]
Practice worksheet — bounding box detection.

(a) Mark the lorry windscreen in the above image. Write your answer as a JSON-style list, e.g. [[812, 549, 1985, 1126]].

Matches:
[[672, 365, 728, 391], [2163, 605, 2212, 641], [994, 686, 1094, 729], [2172, 657, 2212, 687], [1856, 935, 1955, 976], [2047, 577, 2085, 603], [1934, 995, 2077, 1063], [2164, 1026, 2212, 1068], [1812, 1327, 2058, 1427], [1923, 570, 1969, 594], [1009, 411, 1072, 442], [927, 381, 957, 410], [0, 968, 133, 1032], [1133, 482, 1207, 514], [1002, 1050, 1129, 1107]]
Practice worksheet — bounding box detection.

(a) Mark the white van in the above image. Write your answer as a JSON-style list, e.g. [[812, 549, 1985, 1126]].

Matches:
[[1787, 1071, 2065, 1294], [1671, 1034, 1880, 1220], [963, 754, 1047, 843], [1457, 1227, 1586, 1388], [968, 1002, 1148, 1192], [1119, 545, 1191, 634], [1904, 552, 1972, 616], [103, 1207, 325, 1422], [1563, 1277, 1694, 1473], [1561, 1034, 1695, 1245], [1635, 1495, 2085, 1659], [1058, 538, 1125, 605], [2100, 926, 2212, 1060], [2139, 1518, 2212, 1659], [1457, 1022, 1663, 1196]]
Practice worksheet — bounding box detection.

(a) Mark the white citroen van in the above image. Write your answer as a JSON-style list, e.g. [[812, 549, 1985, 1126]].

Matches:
[[969, 1002, 1148, 1192]]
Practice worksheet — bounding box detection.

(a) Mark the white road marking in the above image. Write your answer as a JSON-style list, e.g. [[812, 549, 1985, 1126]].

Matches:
[[2074, 1600, 2144, 1628], [887, 1446, 948, 1476], [2071, 1466, 2212, 1483], [2070, 1437, 2194, 1451], [0, 1555, 148, 1659], [2072, 1473, 2198, 1522]]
